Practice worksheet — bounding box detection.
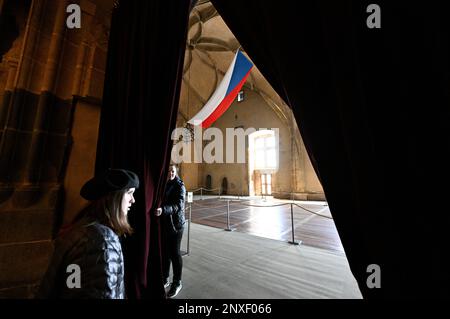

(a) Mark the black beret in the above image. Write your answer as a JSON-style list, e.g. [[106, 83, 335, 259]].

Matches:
[[80, 169, 139, 201]]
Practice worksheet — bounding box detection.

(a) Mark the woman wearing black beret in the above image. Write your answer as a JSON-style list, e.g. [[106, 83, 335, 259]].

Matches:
[[36, 169, 139, 299]]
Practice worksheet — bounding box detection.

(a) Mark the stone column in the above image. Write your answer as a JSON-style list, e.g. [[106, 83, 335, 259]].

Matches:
[[0, 0, 39, 190], [82, 44, 96, 96], [5, 60, 18, 91], [72, 1, 96, 96], [15, 0, 45, 90], [22, 0, 69, 185], [0, 58, 18, 201], [41, 0, 70, 92], [72, 39, 89, 96], [0, 58, 18, 132]]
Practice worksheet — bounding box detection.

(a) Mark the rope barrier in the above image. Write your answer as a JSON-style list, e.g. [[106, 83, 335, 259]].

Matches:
[[187, 198, 332, 249], [188, 187, 222, 200], [292, 203, 332, 219], [190, 198, 332, 219], [191, 201, 228, 214], [237, 202, 293, 208], [229, 201, 332, 219], [275, 191, 324, 195], [189, 187, 221, 193], [218, 198, 252, 203]]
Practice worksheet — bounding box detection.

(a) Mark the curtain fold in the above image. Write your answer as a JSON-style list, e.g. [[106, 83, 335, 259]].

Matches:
[[211, 0, 450, 298], [95, 0, 192, 299]]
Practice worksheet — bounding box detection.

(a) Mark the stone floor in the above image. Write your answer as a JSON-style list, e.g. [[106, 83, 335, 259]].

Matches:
[[170, 222, 362, 299]]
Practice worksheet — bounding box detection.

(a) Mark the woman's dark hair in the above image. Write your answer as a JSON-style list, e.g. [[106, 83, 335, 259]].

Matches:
[[77, 189, 133, 236]]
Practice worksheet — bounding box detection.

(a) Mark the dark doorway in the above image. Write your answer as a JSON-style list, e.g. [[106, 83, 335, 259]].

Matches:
[[221, 177, 228, 195], [206, 174, 212, 189]]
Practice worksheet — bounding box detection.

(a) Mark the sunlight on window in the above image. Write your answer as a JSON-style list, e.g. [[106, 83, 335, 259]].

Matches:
[[254, 135, 277, 169], [248, 129, 279, 197]]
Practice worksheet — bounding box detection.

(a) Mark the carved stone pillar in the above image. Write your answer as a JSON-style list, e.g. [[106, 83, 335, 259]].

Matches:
[[5, 59, 18, 91], [82, 44, 97, 96], [6, 0, 69, 208], [0, 58, 18, 134], [72, 1, 96, 96], [0, 0, 37, 197], [0, 59, 17, 202], [41, 0, 69, 93], [22, 0, 69, 185], [15, 0, 44, 90], [72, 39, 90, 96]]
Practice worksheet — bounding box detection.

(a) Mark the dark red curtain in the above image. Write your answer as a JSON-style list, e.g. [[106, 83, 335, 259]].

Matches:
[[211, 0, 450, 298], [95, 1, 192, 299]]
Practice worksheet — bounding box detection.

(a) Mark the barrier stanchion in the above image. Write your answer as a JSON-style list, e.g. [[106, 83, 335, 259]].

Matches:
[[225, 199, 235, 231], [187, 203, 191, 255], [200, 188, 203, 200], [288, 202, 300, 245], [219, 187, 221, 199]]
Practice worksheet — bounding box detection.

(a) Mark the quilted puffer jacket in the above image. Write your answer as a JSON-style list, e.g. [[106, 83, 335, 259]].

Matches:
[[162, 176, 186, 233], [36, 218, 125, 299]]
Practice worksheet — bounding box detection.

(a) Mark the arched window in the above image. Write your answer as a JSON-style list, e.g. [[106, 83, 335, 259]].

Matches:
[[248, 130, 278, 196], [254, 133, 277, 170]]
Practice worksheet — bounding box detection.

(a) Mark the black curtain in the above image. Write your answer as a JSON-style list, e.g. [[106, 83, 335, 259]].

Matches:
[[95, 0, 192, 299], [211, 0, 450, 298]]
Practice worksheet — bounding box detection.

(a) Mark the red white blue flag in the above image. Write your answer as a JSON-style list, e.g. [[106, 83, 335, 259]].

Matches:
[[188, 50, 254, 128]]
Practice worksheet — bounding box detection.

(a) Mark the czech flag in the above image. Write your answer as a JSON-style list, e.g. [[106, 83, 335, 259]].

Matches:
[[188, 50, 254, 128]]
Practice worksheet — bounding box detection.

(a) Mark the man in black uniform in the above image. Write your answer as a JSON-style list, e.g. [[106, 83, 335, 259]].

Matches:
[[155, 165, 186, 298]]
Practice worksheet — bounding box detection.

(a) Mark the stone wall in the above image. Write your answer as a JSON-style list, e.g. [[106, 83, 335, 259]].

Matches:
[[192, 89, 323, 199], [177, 88, 324, 199], [0, 0, 113, 298]]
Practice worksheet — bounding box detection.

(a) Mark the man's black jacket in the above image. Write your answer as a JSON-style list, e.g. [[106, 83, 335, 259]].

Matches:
[[162, 176, 186, 233]]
